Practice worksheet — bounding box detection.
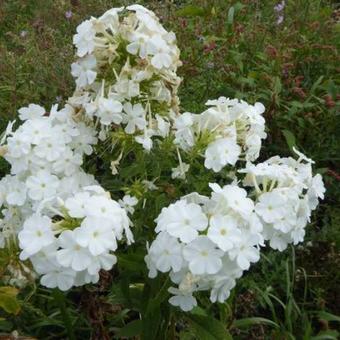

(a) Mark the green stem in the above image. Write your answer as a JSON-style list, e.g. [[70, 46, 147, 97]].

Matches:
[[53, 289, 76, 340]]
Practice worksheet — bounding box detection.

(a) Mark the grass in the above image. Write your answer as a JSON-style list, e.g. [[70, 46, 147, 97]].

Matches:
[[0, 0, 339, 338]]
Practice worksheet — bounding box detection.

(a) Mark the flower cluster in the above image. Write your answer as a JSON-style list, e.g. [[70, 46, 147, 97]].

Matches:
[[146, 146, 325, 311], [146, 184, 263, 311], [0, 5, 325, 313], [69, 5, 181, 151], [0, 103, 133, 290], [240, 148, 325, 251], [173, 97, 267, 172]]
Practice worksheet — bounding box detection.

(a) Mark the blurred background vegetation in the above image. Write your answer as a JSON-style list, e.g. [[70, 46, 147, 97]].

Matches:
[[0, 0, 339, 339]]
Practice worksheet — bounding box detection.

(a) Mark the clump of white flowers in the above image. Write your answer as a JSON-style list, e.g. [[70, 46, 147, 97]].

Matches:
[[173, 97, 267, 172], [145, 185, 263, 311], [0, 103, 133, 290], [69, 5, 181, 151], [0, 5, 325, 313], [146, 146, 325, 311], [240, 147, 326, 251]]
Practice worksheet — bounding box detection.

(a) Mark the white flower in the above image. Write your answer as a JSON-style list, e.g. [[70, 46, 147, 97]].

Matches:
[[210, 276, 235, 303], [21, 118, 52, 145], [87, 252, 117, 275], [65, 192, 91, 218], [145, 243, 158, 279], [255, 191, 287, 223], [71, 55, 97, 88], [75, 217, 117, 256], [151, 53, 172, 69], [171, 162, 190, 179], [126, 32, 145, 56], [97, 97, 123, 126], [310, 174, 325, 200], [18, 214, 55, 258], [142, 180, 158, 191], [210, 183, 254, 218], [98, 7, 123, 27], [146, 35, 172, 69], [208, 215, 242, 251], [86, 195, 123, 223], [204, 138, 241, 172], [30, 245, 58, 274], [291, 221, 306, 245], [273, 214, 296, 233], [56, 230, 93, 271], [26, 171, 59, 201], [34, 136, 66, 162], [135, 130, 153, 151], [71, 123, 97, 155], [148, 232, 183, 273], [73, 19, 96, 57], [155, 114, 170, 137], [118, 195, 138, 214], [41, 266, 76, 291], [53, 149, 83, 176], [114, 76, 140, 99], [228, 233, 260, 270], [18, 104, 45, 121], [174, 112, 194, 150], [74, 270, 99, 286], [122, 102, 146, 134], [155, 200, 208, 243], [168, 287, 197, 312], [5, 177, 27, 206], [183, 236, 224, 275]]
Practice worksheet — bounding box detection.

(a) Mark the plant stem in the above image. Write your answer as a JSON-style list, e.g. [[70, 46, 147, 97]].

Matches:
[[53, 289, 76, 340]]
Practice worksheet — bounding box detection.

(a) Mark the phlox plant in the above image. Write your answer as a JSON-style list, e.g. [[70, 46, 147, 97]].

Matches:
[[0, 4, 325, 338]]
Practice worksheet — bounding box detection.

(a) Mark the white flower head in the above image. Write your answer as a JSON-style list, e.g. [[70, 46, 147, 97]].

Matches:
[[183, 236, 224, 275], [208, 215, 242, 251], [155, 200, 208, 243], [18, 104, 45, 121], [18, 214, 55, 258]]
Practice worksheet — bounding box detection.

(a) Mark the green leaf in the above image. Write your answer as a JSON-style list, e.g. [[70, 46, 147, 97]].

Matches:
[[227, 7, 235, 25], [314, 311, 340, 323], [232, 317, 279, 329], [234, 2, 245, 13], [0, 287, 20, 315], [145, 277, 170, 315], [117, 319, 142, 338], [274, 77, 282, 95], [310, 76, 324, 94], [142, 309, 161, 340], [186, 314, 232, 340], [190, 306, 208, 316], [311, 330, 339, 340], [0, 319, 13, 332], [176, 5, 205, 17], [282, 129, 296, 150], [0, 287, 18, 296], [117, 253, 145, 272]]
